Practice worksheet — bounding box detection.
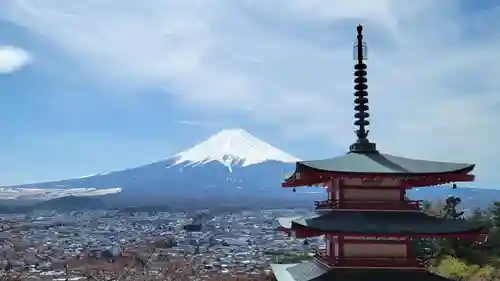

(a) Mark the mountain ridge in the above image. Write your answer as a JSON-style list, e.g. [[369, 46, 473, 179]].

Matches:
[[75, 128, 299, 179], [3, 128, 500, 210]]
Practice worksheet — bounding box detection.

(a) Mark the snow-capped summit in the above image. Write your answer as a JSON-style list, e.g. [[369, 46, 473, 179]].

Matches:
[[173, 128, 300, 170]]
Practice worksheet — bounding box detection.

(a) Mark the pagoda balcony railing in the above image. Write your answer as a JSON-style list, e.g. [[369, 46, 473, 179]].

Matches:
[[314, 249, 425, 269], [314, 199, 421, 211]]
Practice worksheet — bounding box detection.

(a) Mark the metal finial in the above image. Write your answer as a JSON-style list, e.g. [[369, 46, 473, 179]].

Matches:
[[350, 25, 377, 153]]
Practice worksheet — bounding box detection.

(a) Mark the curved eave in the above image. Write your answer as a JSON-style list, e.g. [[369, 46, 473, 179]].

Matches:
[[298, 161, 475, 178], [296, 152, 476, 176], [282, 164, 475, 188], [279, 224, 485, 238]]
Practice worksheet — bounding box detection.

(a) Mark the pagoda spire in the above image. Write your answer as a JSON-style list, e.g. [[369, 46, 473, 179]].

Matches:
[[350, 25, 377, 153]]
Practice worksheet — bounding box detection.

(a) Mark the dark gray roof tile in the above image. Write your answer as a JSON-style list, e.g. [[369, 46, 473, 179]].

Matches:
[[274, 262, 454, 281], [298, 152, 474, 175], [289, 211, 483, 234]]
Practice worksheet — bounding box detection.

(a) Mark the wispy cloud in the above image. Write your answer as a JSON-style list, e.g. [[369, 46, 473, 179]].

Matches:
[[173, 120, 222, 127], [0, 45, 32, 74], [1, 0, 499, 183]]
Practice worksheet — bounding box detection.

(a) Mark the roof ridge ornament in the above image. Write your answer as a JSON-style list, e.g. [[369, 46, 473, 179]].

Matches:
[[350, 25, 377, 153]]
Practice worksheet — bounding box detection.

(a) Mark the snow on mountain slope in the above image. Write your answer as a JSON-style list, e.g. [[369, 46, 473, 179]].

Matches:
[[172, 128, 300, 171]]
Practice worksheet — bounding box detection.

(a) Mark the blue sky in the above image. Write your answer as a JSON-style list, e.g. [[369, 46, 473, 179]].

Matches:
[[0, 0, 499, 186]]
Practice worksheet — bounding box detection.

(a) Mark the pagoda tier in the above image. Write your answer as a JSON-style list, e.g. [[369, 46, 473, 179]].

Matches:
[[316, 177, 438, 212], [271, 262, 454, 281], [283, 152, 475, 188], [276, 211, 484, 238]]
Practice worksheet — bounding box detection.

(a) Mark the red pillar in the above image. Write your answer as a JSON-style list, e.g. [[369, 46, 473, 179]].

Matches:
[[338, 179, 344, 209], [406, 237, 413, 259], [338, 235, 344, 259], [326, 235, 336, 258], [328, 186, 334, 201], [327, 179, 337, 202]]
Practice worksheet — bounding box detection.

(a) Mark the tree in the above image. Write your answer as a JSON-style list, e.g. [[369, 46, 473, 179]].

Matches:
[[486, 202, 500, 252], [443, 196, 464, 220], [489, 202, 500, 228], [440, 196, 465, 256], [469, 208, 488, 225]]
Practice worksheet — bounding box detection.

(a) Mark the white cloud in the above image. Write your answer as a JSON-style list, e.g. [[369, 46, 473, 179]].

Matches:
[[173, 120, 222, 127], [0, 45, 32, 73], [1, 0, 499, 184]]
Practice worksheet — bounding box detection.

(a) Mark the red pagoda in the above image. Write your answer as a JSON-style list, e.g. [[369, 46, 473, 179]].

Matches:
[[270, 25, 484, 281]]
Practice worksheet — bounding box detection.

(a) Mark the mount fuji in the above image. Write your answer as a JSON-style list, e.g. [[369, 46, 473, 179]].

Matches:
[[4, 128, 500, 209], [3, 129, 322, 204]]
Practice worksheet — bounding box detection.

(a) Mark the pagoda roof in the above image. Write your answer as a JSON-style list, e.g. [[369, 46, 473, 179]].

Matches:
[[297, 152, 474, 175], [271, 262, 453, 281], [283, 152, 475, 187], [279, 211, 483, 236]]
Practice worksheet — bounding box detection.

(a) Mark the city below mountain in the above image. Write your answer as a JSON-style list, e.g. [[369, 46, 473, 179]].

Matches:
[[2, 128, 500, 210]]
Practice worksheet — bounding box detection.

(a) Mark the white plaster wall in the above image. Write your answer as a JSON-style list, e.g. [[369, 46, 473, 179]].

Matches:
[[343, 243, 407, 257], [343, 178, 402, 187], [343, 188, 401, 201]]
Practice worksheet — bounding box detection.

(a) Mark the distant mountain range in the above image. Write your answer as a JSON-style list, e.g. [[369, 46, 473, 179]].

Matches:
[[2, 128, 500, 210]]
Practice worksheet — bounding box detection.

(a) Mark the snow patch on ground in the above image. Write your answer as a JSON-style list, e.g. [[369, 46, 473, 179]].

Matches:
[[0, 187, 121, 200]]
